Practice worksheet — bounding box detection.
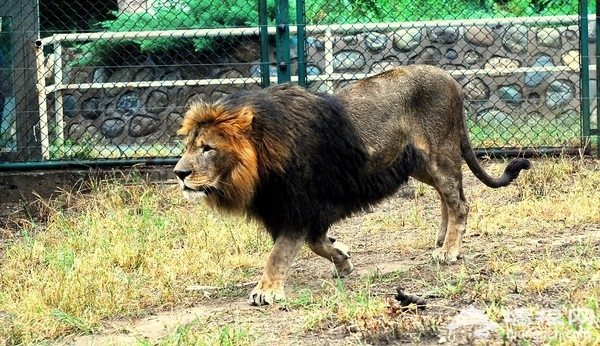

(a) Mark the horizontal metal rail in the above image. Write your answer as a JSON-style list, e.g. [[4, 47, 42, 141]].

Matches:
[[44, 65, 595, 93], [39, 15, 582, 45]]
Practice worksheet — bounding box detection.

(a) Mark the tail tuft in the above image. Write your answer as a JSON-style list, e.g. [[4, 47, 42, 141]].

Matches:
[[503, 158, 531, 182]]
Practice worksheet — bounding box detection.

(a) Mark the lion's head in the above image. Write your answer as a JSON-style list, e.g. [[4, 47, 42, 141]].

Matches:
[[174, 100, 259, 211]]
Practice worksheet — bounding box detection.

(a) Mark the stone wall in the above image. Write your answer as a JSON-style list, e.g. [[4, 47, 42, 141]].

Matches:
[[53, 21, 595, 146]]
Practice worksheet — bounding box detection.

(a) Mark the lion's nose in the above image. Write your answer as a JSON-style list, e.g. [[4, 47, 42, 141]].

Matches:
[[173, 170, 192, 181]]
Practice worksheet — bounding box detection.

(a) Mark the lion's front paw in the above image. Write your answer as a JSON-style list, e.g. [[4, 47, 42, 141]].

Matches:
[[248, 285, 285, 306], [333, 259, 354, 278], [331, 240, 354, 277], [431, 248, 461, 263]]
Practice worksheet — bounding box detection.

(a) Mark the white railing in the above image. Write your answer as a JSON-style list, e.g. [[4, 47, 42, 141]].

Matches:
[[36, 15, 587, 159]]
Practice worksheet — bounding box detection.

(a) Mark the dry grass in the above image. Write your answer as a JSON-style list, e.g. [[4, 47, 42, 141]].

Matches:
[[0, 173, 269, 344], [0, 157, 599, 345]]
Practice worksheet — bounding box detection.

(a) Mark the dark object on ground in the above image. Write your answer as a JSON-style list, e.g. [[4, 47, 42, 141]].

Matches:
[[394, 286, 426, 310]]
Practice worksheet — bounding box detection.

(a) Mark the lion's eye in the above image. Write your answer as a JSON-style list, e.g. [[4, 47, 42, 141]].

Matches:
[[202, 145, 214, 153]]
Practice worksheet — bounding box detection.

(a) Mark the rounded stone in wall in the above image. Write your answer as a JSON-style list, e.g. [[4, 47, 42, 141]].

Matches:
[[250, 64, 278, 78], [146, 90, 169, 114], [100, 118, 126, 138], [211, 90, 228, 102], [218, 69, 243, 79], [305, 65, 321, 76], [444, 49, 458, 60], [332, 51, 366, 72], [525, 112, 545, 126], [108, 68, 136, 83], [536, 27, 561, 48], [160, 70, 183, 81], [305, 66, 323, 90], [464, 26, 494, 47], [365, 32, 388, 52], [63, 94, 77, 118], [176, 88, 186, 105], [67, 122, 97, 143], [341, 35, 358, 45], [409, 46, 441, 65], [503, 25, 529, 54], [428, 26, 459, 44], [497, 85, 523, 105], [185, 94, 206, 109], [545, 80, 574, 110], [485, 57, 521, 76], [167, 112, 184, 136], [66, 123, 80, 142], [464, 78, 489, 102], [392, 28, 421, 52], [308, 37, 325, 52], [134, 67, 155, 81], [129, 115, 161, 137], [562, 50, 580, 71], [526, 92, 542, 107], [81, 97, 102, 120], [71, 70, 91, 84], [524, 55, 554, 88], [563, 29, 578, 42], [464, 50, 483, 66], [370, 59, 399, 74], [476, 108, 512, 125], [93, 68, 107, 83], [117, 91, 141, 116], [233, 40, 261, 62]]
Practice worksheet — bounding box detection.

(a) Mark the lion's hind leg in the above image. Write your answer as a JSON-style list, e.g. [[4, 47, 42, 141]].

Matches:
[[411, 175, 450, 249], [430, 169, 469, 263], [412, 161, 469, 263], [307, 236, 354, 277], [436, 192, 450, 248]]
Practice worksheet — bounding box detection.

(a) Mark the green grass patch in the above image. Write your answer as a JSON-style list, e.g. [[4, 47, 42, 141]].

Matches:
[[467, 114, 582, 148], [144, 318, 257, 346]]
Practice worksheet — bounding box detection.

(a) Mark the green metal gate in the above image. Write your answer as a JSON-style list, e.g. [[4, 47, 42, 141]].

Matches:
[[0, 0, 597, 171]]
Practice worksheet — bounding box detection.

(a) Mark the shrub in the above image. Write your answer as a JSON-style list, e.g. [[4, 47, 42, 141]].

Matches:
[[76, 0, 584, 65]]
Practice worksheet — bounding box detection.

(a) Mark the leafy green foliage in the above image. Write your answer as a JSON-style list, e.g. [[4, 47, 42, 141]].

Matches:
[[102, 0, 256, 52], [76, 0, 585, 64]]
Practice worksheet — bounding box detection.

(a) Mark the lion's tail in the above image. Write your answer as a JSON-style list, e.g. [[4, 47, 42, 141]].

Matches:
[[460, 129, 531, 188]]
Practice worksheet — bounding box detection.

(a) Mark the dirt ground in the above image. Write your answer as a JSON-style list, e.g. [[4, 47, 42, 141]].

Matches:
[[2, 160, 599, 345]]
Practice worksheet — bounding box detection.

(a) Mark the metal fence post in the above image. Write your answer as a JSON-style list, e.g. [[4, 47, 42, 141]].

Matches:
[[596, 0, 600, 157], [275, 0, 291, 83], [580, 0, 591, 152], [2, 0, 42, 161], [296, 0, 306, 87], [258, 0, 270, 88]]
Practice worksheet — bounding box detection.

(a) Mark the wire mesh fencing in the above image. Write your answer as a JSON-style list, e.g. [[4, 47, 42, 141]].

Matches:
[[301, 0, 589, 154], [0, 0, 594, 167]]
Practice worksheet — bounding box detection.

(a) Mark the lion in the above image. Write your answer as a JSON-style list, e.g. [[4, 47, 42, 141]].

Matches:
[[174, 65, 531, 306]]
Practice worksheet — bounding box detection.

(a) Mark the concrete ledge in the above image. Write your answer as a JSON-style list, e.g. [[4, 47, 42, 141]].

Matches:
[[0, 166, 175, 203]]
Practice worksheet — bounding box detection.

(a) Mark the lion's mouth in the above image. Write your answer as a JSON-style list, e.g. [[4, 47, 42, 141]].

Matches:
[[183, 185, 217, 196]]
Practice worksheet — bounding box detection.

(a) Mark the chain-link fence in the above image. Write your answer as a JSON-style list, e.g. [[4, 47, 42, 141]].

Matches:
[[0, 0, 597, 169]]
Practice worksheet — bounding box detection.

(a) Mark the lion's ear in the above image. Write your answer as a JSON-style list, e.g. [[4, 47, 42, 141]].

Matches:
[[231, 106, 255, 131]]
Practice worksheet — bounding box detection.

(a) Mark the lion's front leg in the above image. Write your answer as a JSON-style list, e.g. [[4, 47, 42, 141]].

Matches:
[[307, 235, 354, 278], [248, 234, 304, 306]]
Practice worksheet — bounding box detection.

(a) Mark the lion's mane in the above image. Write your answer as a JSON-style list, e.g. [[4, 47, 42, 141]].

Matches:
[[180, 84, 425, 240]]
